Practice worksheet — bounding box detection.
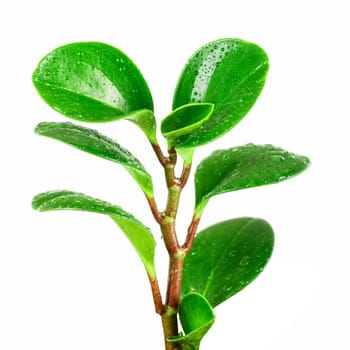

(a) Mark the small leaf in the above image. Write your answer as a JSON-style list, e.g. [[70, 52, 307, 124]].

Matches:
[[181, 218, 274, 307], [179, 292, 215, 334], [35, 122, 154, 197], [161, 103, 214, 144], [32, 42, 153, 123], [195, 144, 310, 215], [169, 293, 215, 350], [32, 190, 156, 277], [172, 38, 269, 148]]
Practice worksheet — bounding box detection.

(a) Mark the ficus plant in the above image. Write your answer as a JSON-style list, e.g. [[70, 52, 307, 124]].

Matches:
[[31, 38, 310, 350]]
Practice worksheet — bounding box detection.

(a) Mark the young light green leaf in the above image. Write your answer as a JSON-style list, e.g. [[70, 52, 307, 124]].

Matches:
[[161, 103, 214, 144], [181, 218, 274, 307], [195, 144, 310, 215], [169, 293, 215, 350], [35, 122, 154, 197], [32, 42, 154, 123], [172, 38, 269, 148], [32, 190, 156, 277]]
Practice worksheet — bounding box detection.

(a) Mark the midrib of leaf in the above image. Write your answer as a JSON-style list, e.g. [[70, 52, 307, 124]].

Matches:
[[200, 147, 287, 203], [39, 122, 146, 172], [221, 60, 268, 104], [33, 191, 133, 220], [37, 77, 126, 114], [201, 218, 255, 298]]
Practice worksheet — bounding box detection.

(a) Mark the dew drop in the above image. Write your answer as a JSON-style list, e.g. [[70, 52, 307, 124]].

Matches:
[[270, 154, 285, 162], [239, 256, 250, 267]]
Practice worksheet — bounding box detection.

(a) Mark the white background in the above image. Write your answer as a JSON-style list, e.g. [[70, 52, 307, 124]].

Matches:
[[1, 0, 349, 349]]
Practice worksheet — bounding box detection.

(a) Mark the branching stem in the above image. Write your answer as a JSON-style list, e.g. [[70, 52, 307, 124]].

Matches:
[[148, 141, 196, 350]]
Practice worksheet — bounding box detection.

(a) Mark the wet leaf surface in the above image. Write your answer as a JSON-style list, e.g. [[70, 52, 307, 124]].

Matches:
[[32, 190, 156, 277], [182, 217, 274, 307]]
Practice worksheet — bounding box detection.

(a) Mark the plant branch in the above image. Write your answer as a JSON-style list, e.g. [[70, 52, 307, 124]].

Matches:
[[179, 164, 191, 189], [148, 274, 165, 315], [145, 195, 163, 224], [183, 216, 201, 253], [151, 143, 167, 166]]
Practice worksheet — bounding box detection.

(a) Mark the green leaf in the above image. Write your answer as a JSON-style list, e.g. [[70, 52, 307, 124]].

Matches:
[[179, 292, 215, 334], [169, 293, 215, 350], [32, 190, 156, 277], [161, 103, 214, 143], [33, 42, 154, 123], [181, 218, 274, 307], [195, 144, 310, 215], [172, 38, 269, 148], [35, 122, 154, 197]]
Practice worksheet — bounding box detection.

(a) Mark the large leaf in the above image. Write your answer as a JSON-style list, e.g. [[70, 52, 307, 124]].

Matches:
[[35, 122, 154, 197], [32, 190, 156, 277], [172, 38, 269, 148], [195, 144, 310, 215], [181, 218, 274, 307], [32, 42, 156, 138], [169, 293, 215, 350]]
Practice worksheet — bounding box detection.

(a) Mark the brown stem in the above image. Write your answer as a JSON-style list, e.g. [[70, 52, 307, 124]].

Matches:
[[145, 195, 163, 224], [152, 143, 167, 166], [148, 274, 165, 315], [183, 216, 201, 253], [165, 252, 185, 307], [178, 164, 191, 190]]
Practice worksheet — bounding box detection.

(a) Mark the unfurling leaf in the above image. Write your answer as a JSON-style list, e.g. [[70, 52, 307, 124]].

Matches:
[[181, 218, 274, 307], [32, 190, 156, 277], [172, 38, 269, 148], [169, 293, 215, 350], [161, 103, 214, 144], [35, 122, 154, 197], [33, 42, 153, 122], [195, 144, 310, 215]]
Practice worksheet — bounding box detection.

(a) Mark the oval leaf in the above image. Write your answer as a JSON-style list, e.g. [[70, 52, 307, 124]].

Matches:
[[35, 122, 154, 197], [32, 42, 153, 122], [161, 103, 214, 143], [181, 218, 274, 307], [32, 190, 156, 277], [195, 144, 310, 215], [172, 38, 269, 148], [169, 293, 214, 350]]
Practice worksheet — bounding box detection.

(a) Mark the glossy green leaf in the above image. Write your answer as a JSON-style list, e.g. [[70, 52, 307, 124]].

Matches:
[[33, 42, 153, 123], [161, 103, 214, 143], [179, 292, 215, 334], [35, 122, 154, 197], [172, 38, 269, 148], [169, 293, 215, 350], [32, 190, 156, 277], [182, 218, 274, 307], [195, 144, 310, 215]]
